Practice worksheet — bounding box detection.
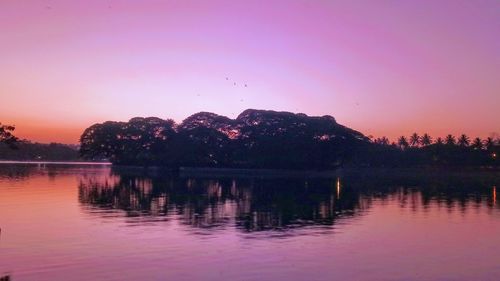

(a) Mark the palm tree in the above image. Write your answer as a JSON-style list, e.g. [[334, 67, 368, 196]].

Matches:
[[484, 137, 495, 151], [409, 133, 420, 147], [457, 134, 470, 147], [445, 134, 456, 145], [471, 137, 483, 150], [435, 137, 444, 145], [374, 136, 390, 146], [420, 133, 432, 146], [397, 136, 409, 150]]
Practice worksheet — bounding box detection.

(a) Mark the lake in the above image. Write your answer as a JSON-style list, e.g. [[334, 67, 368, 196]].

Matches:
[[0, 163, 499, 281]]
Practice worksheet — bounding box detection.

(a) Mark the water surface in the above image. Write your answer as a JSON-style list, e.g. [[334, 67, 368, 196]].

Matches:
[[0, 164, 499, 281]]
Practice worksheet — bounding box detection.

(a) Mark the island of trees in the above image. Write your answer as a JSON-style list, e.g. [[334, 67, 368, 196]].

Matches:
[[79, 109, 367, 168], [78, 109, 499, 169]]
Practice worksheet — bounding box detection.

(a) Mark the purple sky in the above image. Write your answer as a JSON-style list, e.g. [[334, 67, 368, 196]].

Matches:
[[0, 0, 499, 143]]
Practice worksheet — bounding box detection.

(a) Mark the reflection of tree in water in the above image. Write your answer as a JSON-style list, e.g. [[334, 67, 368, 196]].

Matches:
[[233, 179, 363, 231], [78, 173, 369, 232], [78, 170, 499, 233], [340, 169, 499, 212]]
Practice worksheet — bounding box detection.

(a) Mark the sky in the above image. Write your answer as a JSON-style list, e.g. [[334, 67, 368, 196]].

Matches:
[[0, 0, 499, 144]]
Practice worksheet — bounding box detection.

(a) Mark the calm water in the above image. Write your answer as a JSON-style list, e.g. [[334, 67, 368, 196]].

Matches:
[[0, 164, 499, 281]]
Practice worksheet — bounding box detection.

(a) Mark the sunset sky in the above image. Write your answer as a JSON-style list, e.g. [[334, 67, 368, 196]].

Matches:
[[1, 0, 499, 144]]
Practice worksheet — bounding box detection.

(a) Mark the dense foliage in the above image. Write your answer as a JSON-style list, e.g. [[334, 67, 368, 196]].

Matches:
[[79, 110, 499, 168], [79, 109, 368, 168], [0, 123, 18, 147]]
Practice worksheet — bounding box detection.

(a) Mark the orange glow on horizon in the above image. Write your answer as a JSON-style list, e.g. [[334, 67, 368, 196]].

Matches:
[[3, 122, 86, 144]]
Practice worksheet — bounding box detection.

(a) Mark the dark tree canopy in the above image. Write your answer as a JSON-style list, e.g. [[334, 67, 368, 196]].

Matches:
[[80, 117, 176, 165], [79, 110, 498, 168], [0, 123, 18, 147], [80, 109, 369, 168]]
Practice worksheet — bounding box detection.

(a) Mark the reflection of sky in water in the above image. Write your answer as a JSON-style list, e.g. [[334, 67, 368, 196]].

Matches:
[[0, 164, 499, 281]]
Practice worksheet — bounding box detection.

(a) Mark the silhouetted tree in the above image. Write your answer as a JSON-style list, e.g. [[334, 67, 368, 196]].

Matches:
[[410, 133, 420, 147], [435, 137, 444, 145], [445, 134, 456, 146], [420, 133, 432, 146], [234, 110, 366, 168], [484, 137, 495, 151], [78, 110, 497, 168], [79, 109, 368, 169], [0, 123, 18, 147], [374, 137, 390, 146], [471, 137, 483, 150], [80, 118, 176, 165], [458, 134, 470, 147], [397, 136, 409, 150]]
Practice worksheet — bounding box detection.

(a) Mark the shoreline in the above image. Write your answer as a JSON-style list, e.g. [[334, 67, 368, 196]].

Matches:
[[0, 161, 498, 180], [0, 160, 111, 165]]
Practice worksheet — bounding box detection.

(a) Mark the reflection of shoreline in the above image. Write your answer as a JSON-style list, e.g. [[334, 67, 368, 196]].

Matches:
[[76, 169, 499, 235], [1, 164, 497, 235], [78, 174, 367, 234]]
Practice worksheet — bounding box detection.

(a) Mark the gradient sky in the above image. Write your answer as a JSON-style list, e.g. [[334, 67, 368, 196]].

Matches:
[[1, 0, 499, 144]]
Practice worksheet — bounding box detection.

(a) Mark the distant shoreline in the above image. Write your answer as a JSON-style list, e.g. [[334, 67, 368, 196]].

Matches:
[[110, 164, 500, 180], [1, 160, 498, 171], [0, 160, 500, 177], [0, 160, 111, 165], [0, 161, 497, 183]]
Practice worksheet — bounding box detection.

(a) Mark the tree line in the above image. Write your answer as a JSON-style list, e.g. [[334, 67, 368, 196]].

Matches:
[[0, 141, 80, 161], [79, 109, 498, 168], [2, 116, 497, 168], [373, 133, 498, 151], [365, 133, 498, 167], [0, 123, 80, 161]]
